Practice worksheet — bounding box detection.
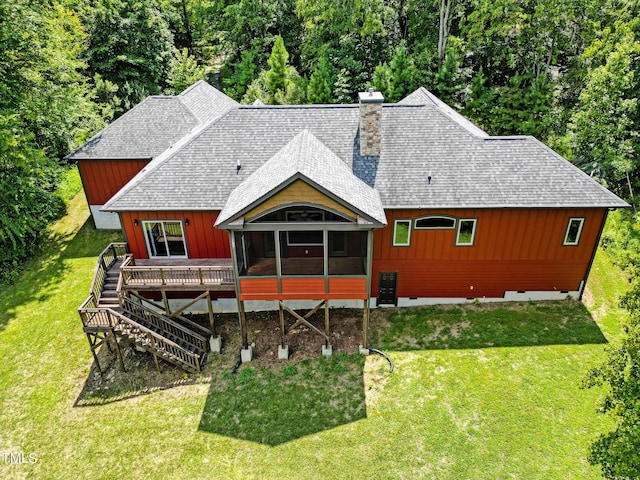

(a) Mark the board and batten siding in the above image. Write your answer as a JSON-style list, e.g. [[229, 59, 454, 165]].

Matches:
[[121, 211, 231, 259], [372, 208, 607, 299], [78, 159, 150, 205]]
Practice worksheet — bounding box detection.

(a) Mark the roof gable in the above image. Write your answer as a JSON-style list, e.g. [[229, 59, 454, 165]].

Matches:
[[178, 80, 239, 123], [66, 81, 238, 161], [216, 130, 387, 226]]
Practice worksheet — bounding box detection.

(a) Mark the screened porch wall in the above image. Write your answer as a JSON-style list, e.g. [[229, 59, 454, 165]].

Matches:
[[237, 230, 367, 277]]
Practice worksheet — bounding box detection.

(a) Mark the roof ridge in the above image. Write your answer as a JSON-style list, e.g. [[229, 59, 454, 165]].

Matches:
[[178, 79, 208, 97], [175, 96, 204, 125]]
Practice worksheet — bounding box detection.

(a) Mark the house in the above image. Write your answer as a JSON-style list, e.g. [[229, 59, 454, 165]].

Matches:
[[70, 81, 628, 365]]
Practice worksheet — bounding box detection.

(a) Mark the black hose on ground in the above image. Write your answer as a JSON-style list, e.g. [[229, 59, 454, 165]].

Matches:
[[231, 348, 242, 375], [367, 347, 394, 373]]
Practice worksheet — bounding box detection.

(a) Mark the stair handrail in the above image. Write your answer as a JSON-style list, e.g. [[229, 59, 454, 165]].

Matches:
[[126, 291, 212, 337], [121, 296, 209, 353], [89, 242, 128, 300], [108, 308, 202, 372]]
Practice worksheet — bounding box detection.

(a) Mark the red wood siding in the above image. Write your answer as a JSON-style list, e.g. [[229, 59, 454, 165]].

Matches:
[[239, 277, 367, 300], [328, 277, 367, 296], [372, 208, 606, 298], [78, 159, 149, 205], [281, 278, 325, 296], [121, 211, 231, 259], [239, 278, 279, 299]]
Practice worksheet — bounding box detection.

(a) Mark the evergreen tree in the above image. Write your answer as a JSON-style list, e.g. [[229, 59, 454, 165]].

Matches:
[[388, 41, 416, 101], [265, 35, 289, 97], [462, 67, 496, 132], [307, 57, 332, 104], [372, 63, 392, 99], [259, 35, 305, 105], [432, 44, 464, 105]]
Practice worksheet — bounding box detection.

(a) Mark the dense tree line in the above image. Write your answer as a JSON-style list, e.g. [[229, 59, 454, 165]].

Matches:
[[1, 2, 640, 473]]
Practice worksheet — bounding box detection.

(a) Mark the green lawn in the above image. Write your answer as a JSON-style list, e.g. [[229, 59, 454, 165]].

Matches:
[[0, 184, 631, 479]]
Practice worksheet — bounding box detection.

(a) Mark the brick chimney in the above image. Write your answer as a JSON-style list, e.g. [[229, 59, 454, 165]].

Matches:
[[358, 89, 384, 157]]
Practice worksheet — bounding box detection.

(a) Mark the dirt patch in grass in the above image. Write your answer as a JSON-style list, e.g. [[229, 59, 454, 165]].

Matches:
[[214, 307, 364, 366], [76, 307, 366, 403]]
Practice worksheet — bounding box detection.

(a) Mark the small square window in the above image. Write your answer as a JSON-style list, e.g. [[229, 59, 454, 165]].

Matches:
[[393, 220, 411, 246], [563, 218, 584, 246], [456, 219, 477, 246]]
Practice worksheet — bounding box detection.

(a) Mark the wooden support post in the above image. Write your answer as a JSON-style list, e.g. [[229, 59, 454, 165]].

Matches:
[[325, 301, 330, 346], [161, 290, 170, 315], [207, 292, 215, 337], [279, 302, 286, 348], [239, 300, 248, 348], [148, 334, 161, 372], [86, 333, 102, 373], [111, 329, 125, 372]]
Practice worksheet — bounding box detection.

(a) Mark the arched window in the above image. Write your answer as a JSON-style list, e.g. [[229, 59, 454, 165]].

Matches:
[[414, 215, 456, 229]]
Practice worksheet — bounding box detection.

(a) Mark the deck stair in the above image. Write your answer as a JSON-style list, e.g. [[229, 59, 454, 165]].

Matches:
[[98, 258, 123, 309], [79, 243, 210, 373], [115, 296, 208, 373]]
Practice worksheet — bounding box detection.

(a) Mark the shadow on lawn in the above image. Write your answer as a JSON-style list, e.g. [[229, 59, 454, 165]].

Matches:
[[197, 353, 367, 446], [74, 333, 367, 447], [73, 300, 606, 446], [371, 301, 608, 351]]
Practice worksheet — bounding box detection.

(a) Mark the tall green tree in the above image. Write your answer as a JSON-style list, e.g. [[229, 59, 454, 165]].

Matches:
[[168, 48, 206, 93], [568, 25, 640, 201], [372, 63, 393, 100], [244, 36, 305, 104], [0, 1, 107, 282], [222, 50, 258, 100], [266, 35, 289, 96], [307, 57, 333, 104], [388, 41, 416, 101], [583, 281, 640, 479], [84, 0, 176, 110]]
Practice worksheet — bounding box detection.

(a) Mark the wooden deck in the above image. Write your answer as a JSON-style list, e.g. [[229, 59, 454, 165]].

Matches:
[[120, 257, 235, 291]]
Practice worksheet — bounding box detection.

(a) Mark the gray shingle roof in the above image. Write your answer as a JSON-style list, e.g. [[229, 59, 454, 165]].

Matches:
[[178, 80, 239, 123], [216, 130, 386, 225], [101, 87, 628, 212], [65, 81, 238, 160]]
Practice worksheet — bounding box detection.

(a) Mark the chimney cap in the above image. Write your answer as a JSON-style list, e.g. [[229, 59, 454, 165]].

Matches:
[[358, 91, 384, 104]]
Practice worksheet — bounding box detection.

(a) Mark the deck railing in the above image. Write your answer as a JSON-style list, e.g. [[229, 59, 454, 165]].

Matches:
[[121, 297, 209, 353], [89, 242, 128, 300], [120, 264, 235, 288], [78, 294, 204, 373]]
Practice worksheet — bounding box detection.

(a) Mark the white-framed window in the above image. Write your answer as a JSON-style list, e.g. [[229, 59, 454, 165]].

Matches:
[[142, 220, 187, 258], [393, 219, 412, 246], [414, 215, 456, 229], [456, 219, 477, 246], [563, 217, 584, 246]]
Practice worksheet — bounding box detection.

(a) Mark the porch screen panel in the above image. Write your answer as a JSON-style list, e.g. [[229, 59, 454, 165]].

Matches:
[[328, 231, 367, 275]]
